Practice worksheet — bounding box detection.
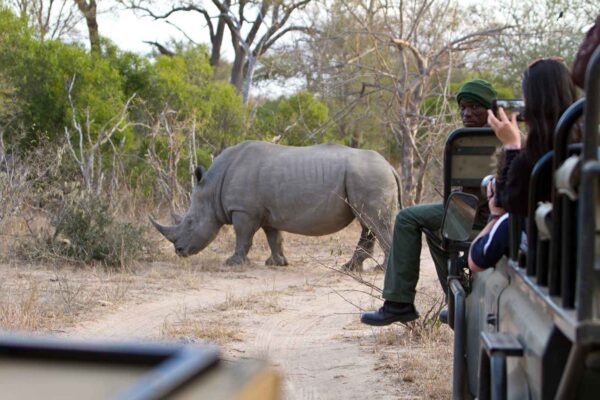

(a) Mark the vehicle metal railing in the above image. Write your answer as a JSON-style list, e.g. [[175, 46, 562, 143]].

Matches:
[[577, 45, 600, 322], [525, 150, 553, 282], [506, 46, 600, 327], [551, 99, 586, 308], [453, 44, 600, 400]]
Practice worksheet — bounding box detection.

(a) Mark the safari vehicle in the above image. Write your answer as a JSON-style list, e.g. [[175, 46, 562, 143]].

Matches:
[[437, 47, 600, 399]]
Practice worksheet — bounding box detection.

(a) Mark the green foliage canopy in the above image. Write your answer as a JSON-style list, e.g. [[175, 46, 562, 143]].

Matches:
[[253, 91, 333, 146]]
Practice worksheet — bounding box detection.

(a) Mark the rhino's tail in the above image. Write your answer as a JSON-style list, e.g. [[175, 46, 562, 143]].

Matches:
[[391, 167, 403, 209]]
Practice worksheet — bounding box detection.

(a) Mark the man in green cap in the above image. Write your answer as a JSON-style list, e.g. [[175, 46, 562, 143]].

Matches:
[[361, 79, 497, 326]]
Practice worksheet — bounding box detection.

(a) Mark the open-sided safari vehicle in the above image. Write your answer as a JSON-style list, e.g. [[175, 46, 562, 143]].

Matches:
[[438, 47, 600, 399]]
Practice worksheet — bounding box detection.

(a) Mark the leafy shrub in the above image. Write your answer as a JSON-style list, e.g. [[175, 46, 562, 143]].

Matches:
[[19, 196, 151, 268], [253, 91, 333, 145]]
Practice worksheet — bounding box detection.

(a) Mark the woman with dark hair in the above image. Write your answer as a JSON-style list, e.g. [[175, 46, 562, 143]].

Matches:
[[469, 58, 578, 271], [492, 58, 579, 216]]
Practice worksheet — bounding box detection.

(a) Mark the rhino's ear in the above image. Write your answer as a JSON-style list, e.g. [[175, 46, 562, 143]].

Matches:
[[194, 165, 206, 184]]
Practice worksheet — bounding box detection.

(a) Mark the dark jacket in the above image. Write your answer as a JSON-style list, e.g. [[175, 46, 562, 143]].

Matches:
[[495, 148, 553, 216], [495, 149, 531, 216]]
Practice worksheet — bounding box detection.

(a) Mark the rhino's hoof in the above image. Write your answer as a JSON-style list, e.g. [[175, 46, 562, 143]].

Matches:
[[266, 255, 288, 266], [225, 255, 249, 265], [342, 260, 363, 273]]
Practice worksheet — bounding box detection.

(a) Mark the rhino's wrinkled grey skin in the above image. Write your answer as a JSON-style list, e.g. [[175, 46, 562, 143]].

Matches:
[[151, 141, 401, 270]]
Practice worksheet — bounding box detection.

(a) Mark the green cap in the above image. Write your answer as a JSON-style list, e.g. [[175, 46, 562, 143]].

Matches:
[[456, 79, 497, 109]]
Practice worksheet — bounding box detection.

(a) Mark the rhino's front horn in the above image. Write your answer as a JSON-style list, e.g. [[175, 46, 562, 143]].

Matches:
[[149, 216, 179, 243]]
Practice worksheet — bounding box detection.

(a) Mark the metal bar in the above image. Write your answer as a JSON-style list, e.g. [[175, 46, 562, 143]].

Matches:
[[117, 347, 220, 400], [539, 154, 560, 294], [478, 349, 491, 400], [526, 152, 553, 278], [560, 197, 577, 309], [536, 240, 549, 286], [447, 261, 457, 331], [575, 41, 600, 322], [550, 99, 586, 303], [450, 278, 466, 400], [558, 144, 582, 309], [576, 162, 600, 321], [0, 336, 181, 365], [554, 345, 588, 399], [490, 353, 507, 400], [553, 99, 586, 168], [509, 215, 522, 264], [582, 46, 600, 162]]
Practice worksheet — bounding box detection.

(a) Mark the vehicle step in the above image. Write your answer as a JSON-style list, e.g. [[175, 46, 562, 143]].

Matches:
[[480, 332, 524, 357]]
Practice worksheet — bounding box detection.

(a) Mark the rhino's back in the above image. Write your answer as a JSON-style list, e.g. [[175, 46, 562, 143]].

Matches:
[[216, 141, 396, 235]]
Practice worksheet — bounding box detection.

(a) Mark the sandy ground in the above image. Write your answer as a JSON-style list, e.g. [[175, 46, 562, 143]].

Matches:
[[1, 222, 452, 399]]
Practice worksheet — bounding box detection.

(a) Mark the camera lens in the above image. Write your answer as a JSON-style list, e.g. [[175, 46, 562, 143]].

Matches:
[[481, 175, 494, 198]]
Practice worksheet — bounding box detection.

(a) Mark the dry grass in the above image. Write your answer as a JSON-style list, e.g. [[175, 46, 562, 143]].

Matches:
[[0, 224, 242, 335], [366, 287, 453, 398], [323, 242, 453, 399], [160, 284, 288, 345], [0, 262, 135, 332], [212, 291, 283, 314], [0, 283, 54, 331], [161, 319, 243, 345], [160, 307, 243, 345]]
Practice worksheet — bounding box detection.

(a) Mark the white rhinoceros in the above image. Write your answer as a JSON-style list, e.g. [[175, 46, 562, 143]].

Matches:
[[151, 140, 401, 270]]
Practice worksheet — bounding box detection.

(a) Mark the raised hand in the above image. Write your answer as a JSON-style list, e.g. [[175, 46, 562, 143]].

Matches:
[[487, 108, 521, 147]]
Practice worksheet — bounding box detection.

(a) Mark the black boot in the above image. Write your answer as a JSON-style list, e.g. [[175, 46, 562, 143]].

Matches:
[[360, 301, 419, 326]]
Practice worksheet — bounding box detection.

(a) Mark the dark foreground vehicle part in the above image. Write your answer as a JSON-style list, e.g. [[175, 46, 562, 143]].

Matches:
[[0, 335, 280, 399]]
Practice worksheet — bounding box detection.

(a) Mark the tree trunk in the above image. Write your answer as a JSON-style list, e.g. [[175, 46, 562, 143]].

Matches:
[[74, 0, 100, 55], [401, 137, 414, 205], [349, 125, 362, 148], [413, 158, 428, 204], [242, 55, 257, 105], [210, 18, 226, 67], [230, 45, 245, 93], [85, 15, 101, 55]]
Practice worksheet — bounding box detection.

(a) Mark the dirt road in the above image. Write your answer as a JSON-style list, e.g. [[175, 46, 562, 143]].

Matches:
[[59, 224, 452, 399]]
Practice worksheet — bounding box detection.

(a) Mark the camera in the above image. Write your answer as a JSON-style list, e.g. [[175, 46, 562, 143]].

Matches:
[[481, 174, 502, 207], [493, 99, 525, 122]]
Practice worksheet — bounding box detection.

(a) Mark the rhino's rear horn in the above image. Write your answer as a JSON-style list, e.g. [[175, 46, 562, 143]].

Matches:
[[149, 216, 179, 243], [171, 212, 184, 224]]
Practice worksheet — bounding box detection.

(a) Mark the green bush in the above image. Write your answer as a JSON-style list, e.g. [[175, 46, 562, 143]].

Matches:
[[19, 196, 151, 268], [54, 197, 149, 267], [253, 91, 333, 145]]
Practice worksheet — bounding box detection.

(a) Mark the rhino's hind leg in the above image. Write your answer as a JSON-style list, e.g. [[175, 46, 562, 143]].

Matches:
[[342, 226, 375, 272], [263, 227, 288, 266], [225, 212, 259, 265]]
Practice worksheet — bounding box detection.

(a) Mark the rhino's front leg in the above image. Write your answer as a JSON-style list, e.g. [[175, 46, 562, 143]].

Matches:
[[263, 227, 288, 266], [226, 212, 259, 265]]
